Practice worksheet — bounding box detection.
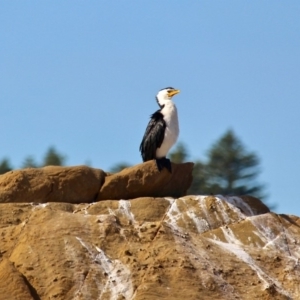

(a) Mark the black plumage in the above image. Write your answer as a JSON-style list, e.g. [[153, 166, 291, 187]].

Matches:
[[139, 87, 180, 173], [139, 110, 166, 162]]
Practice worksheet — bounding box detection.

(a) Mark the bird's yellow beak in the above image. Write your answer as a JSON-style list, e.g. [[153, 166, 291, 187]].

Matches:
[[168, 89, 180, 97]]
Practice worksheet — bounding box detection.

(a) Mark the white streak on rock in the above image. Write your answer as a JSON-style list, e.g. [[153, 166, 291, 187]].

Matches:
[[186, 210, 210, 233], [220, 226, 243, 246], [95, 246, 133, 300], [208, 237, 292, 298], [31, 203, 49, 209], [109, 200, 137, 225], [215, 198, 230, 223], [118, 200, 136, 223], [250, 215, 300, 260], [164, 198, 182, 232], [108, 200, 139, 240], [178, 197, 210, 233], [65, 238, 93, 300], [220, 196, 254, 216], [76, 237, 133, 300], [196, 196, 214, 225]]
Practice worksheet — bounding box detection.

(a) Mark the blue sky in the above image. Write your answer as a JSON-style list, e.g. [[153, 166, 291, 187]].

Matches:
[[1, 2, 300, 215]]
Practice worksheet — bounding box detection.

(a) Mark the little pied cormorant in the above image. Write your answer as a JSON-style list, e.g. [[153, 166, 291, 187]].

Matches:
[[139, 87, 180, 172]]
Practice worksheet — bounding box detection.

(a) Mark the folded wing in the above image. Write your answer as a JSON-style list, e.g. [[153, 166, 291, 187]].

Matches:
[[140, 110, 166, 161]]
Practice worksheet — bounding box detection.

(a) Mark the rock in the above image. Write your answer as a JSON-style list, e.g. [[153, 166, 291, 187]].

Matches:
[[217, 195, 270, 216], [0, 165, 106, 203], [0, 258, 34, 300], [97, 160, 194, 200], [238, 195, 270, 215], [1, 195, 300, 299], [0, 162, 193, 203]]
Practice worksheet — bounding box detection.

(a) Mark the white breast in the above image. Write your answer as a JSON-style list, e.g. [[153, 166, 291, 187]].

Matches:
[[156, 101, 179, 158]]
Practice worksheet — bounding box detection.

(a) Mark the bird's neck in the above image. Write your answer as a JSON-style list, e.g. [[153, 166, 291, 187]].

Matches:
[[161, 100, 177, 117], [159, 99, 175, 109]]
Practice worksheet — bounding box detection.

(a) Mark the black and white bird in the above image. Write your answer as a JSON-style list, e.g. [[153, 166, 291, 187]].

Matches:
[[139, 87, 180, 172]]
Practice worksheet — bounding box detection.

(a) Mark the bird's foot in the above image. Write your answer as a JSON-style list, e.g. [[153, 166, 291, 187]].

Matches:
[[155, 157, 172, 173]]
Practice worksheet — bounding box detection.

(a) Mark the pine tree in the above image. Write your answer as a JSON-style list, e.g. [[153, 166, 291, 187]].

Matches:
[[43, 147, 66, 166], [169, 142, 188, 163], [0, 158, 12, 174], [169, 143, 210, 195], [188, 161, 210, 195], [204, 130, 265, 199], [22, 156, 38, 168], [109, 162, 131, 173]]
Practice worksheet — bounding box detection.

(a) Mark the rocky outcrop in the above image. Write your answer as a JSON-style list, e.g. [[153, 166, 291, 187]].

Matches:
[[0, 165, 106, 203], [1, 195, 300, 300], [0, 164, 299, 299], [97, 160, 194, 200], [0, 161, 193, 203]]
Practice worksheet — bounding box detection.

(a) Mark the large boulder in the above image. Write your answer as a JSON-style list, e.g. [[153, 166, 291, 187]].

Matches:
[[0, 162, 194, 203], [97, 160, 194, 200], [0, 165, 106, 203], [1, 195, 300, 299]]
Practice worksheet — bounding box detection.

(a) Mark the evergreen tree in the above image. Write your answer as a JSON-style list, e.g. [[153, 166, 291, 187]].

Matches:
[[43, 147, 66, 166], [110, 162, 131, 173], [22, 156, 38, 168], [169, 142, 188, 163], [188, 161, 210, 195], [0, 158, 12, 174], [109, 131, 267, 202], [170, 143, 210, 195], [204, 130, 265, 199]]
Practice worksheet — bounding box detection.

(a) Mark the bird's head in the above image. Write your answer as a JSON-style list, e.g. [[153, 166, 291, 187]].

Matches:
[[156, 87, 180, 107]]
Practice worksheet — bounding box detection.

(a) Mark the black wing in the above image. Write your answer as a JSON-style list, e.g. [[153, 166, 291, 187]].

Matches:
[[139, 110, 166, 162]]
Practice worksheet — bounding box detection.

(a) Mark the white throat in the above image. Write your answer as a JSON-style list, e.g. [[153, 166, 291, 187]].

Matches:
[[156, 100, 179, 158]]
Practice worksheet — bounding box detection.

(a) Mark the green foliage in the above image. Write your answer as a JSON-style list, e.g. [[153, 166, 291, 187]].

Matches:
[[22, 156, 38, 168], [42, 147, 66, 166], [0, 147, 66, 173], [0, 132, 268, 203], [204, 130, 265, 199], [169, 142, 188, 163], [170, 131, 266, 200], [0, 158, 12, 175], [109, 162, 131, 173], [187, 161, 209, 195]]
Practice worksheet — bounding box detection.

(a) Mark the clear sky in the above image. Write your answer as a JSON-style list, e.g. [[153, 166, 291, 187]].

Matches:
[[1, 2, 300, 215]]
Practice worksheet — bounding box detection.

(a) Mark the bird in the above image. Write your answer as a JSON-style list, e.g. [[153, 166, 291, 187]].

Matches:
[[139, 87, 180, 172]]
